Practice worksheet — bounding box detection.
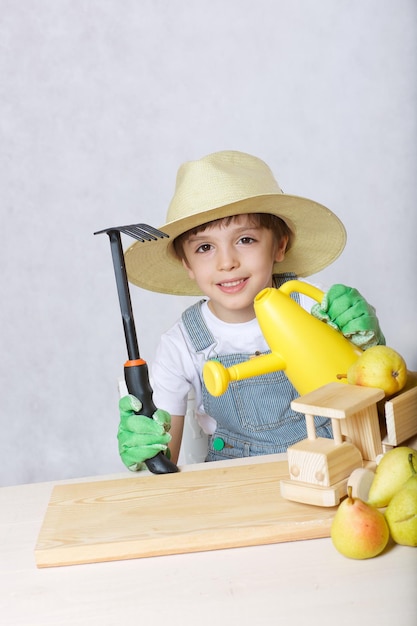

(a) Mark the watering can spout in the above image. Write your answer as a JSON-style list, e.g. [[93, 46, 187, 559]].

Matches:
[[203, 280, 362, 397]]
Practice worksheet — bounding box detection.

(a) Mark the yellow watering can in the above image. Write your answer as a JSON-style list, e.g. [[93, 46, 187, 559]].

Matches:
[[203, 280, 363, 397]]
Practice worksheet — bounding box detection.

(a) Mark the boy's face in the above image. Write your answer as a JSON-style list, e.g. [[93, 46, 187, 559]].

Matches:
[[181, 214, 287, 323]]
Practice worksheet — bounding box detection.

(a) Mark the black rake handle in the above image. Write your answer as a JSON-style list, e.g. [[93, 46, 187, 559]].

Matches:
[[94, 224, 178, 475]]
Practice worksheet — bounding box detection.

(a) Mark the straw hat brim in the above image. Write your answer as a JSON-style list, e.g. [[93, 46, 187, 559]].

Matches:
[[124, 193, 346, 296]]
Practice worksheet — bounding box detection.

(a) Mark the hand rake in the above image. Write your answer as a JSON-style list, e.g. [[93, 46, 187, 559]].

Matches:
[[94, 223, 179, 474]]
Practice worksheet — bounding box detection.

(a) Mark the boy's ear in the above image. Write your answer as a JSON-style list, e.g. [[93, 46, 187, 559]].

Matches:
[[182, 258, 195, 280], [274, 236, 288, 262]]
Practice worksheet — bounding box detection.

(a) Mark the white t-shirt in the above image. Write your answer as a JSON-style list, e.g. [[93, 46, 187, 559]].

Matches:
[[151, 284, 320, 435]]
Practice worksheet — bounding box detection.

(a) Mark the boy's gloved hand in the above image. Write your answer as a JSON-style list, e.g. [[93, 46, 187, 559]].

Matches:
[[117, 394, 172, 471], [311, 284, 385, 349]]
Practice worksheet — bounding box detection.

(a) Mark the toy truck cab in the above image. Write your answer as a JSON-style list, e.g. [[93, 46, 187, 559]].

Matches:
[[280, 383, 385, 507]]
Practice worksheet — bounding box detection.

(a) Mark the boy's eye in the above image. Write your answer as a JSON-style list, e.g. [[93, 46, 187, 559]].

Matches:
[[239, 236, 256, 245], [196, 243, 213, 253]]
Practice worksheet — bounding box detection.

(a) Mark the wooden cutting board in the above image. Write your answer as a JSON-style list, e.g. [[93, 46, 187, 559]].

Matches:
[[35, 460, 336, 568]]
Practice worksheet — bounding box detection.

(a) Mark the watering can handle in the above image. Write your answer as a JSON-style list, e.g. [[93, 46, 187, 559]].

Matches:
[[278, 279, 325, 305]]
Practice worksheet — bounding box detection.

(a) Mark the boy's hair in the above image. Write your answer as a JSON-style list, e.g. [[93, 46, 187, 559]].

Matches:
[[173, 213, 294, 262]]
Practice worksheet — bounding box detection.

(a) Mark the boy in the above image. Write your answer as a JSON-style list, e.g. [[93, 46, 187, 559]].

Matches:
[[118, 151, 384, 469]]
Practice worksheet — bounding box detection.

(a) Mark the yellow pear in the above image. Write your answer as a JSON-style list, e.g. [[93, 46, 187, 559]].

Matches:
[[385, 453, 417, 546], [331, 486, 389, 559], [345, 346, 407, 396], [367, 446, 417, 508]]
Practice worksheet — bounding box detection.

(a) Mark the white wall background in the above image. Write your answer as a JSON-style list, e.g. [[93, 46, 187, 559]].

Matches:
[[1, 0, 416, 486]]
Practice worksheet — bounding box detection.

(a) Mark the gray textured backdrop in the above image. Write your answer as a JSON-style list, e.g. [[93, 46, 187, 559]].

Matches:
[[1, 0, 416, 486]]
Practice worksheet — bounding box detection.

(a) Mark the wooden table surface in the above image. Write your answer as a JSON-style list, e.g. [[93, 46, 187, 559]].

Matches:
[[1, 454, 416, 625]]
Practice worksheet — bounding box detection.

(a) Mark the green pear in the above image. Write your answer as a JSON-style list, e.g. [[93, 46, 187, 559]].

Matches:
[[367, 446, 417, 508], [385, 453, 417, 546], [331, 486, 389, 559]]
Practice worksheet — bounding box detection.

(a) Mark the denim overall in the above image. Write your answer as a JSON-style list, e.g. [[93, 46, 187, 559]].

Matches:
[[181, 273, 332, 461]]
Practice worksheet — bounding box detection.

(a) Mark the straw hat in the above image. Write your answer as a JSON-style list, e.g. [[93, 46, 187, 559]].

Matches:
[[125, 150, 346, 295]]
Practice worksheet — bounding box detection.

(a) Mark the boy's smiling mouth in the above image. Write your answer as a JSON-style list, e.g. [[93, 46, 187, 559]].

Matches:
[[217, 278, 248, 291]]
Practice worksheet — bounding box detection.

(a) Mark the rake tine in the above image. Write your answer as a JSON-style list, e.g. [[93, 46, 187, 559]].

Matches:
[[94, 223, 169, 242], [132, 223, 170, 239], [119, 226, 154, 242]]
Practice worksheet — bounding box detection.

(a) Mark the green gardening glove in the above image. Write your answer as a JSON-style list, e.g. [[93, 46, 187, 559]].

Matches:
[[311, 284, 386, 349], [117, 394, 172, 471]]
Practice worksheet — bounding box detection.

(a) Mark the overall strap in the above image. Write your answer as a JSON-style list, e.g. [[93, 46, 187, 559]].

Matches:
[[181, 300, 216, 352]]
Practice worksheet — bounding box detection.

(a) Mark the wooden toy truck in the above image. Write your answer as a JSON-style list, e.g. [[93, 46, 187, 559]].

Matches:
[[280, 379, 417, 507]]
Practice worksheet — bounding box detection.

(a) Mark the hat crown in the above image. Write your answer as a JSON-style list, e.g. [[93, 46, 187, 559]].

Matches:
[[167, 151, 283, 223]]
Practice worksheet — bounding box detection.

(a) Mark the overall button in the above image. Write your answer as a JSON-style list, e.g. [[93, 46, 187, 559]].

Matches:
[[212, 437, 225, 451], [212, 437, 233, 451]]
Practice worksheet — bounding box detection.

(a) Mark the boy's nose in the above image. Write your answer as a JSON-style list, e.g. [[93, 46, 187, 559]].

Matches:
[[217, 247, 239, 271]]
